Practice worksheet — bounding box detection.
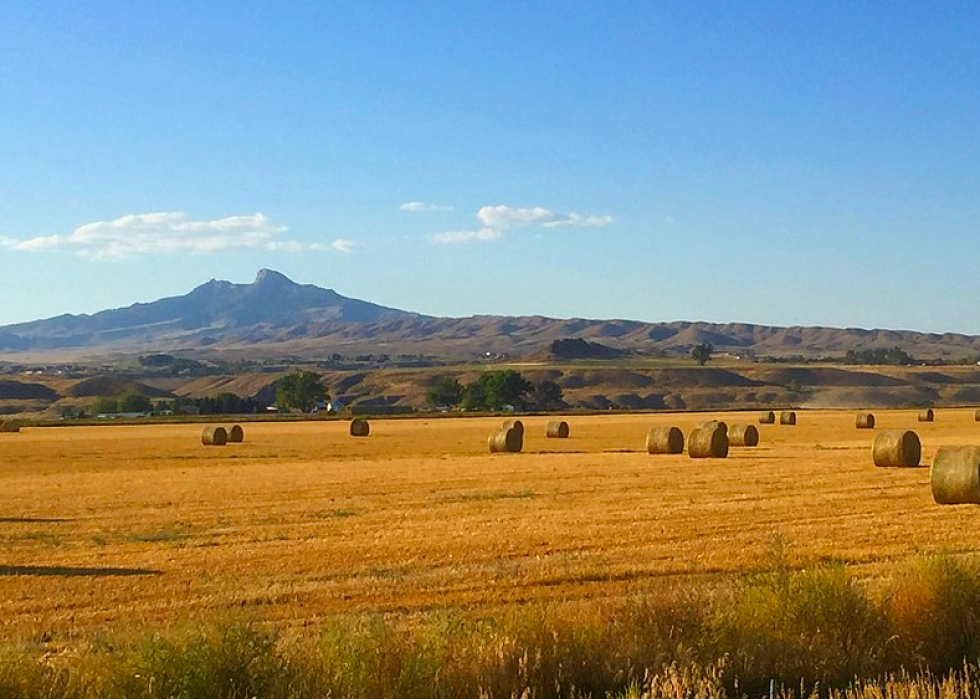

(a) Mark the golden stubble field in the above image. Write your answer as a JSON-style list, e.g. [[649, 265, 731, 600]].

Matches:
[[1, 410, 980, 639]]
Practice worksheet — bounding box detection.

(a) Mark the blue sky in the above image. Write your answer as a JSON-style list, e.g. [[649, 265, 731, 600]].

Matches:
[[2, 2, 979, 332]]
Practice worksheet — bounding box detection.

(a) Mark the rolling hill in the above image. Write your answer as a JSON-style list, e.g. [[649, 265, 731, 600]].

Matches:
[[2, 269, 980, 362]]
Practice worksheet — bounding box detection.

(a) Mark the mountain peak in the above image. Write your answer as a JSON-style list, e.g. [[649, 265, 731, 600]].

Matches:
[[0, 270, 416, 351], [253, 269, 294, 286]]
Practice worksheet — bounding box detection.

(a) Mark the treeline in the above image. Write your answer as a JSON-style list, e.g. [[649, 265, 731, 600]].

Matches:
[[173, 394, 269, 415], [138, 354, 210, 375], [79, 370, 329, 418], [87, 393, 160, 416], [844, 346, 916, 365], [82, 392, 269, 417], [426, 370, 564, 411]]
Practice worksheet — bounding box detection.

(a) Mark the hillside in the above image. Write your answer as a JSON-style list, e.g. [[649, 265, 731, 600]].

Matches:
[[6, 363, 980, 419], [2, 270, 980, 362]]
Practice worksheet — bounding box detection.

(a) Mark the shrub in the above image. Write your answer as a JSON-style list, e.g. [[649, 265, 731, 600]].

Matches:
[[717, 565, 890, 692], [886, 555, 980, 671], [109, 622, 293, 699], [11, 559, 980, 698]]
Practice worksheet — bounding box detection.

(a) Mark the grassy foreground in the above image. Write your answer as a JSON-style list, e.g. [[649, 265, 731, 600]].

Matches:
[[5, 555, 980, 699]]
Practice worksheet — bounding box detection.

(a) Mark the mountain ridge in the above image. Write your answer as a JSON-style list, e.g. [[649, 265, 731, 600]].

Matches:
[[0, 269, 418, 351], [2, 270, 980, 361]]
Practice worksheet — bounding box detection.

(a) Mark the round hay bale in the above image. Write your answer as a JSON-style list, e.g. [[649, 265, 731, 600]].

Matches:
[[779, 411, 797, 425], [918, 408, 935, 422], [545, 420, 569, 439], [225, 424, 244, 443], [729, 424, 759, 447], [349, 418, 370, 437], [688, 424, 728, 459], [0, 420, 21, 433], [502, 419, 525, 438], [201, 426, 228, 446], [488, 426, 523, 453], [931, 446, 980, 505], [855, 413, 875, 429], [759, 411, 776, 424], [698, 420, 728, 434], [974, 409, 980, 422], [872, 429, 921, 467], [646, 426, 684, 454]]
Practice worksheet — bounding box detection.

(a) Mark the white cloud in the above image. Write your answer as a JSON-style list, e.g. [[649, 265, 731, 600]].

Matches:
[[543, 213, 614, 228], [4, 234, 63, 251], [0, 211, 330, 260], [477, 206, 553, 229], [431, 228, 503, 244], [477, 205, 613, 230], [332, 239, 354, 253], [400, 201, 453, 213], [432, 204, 612, 244]]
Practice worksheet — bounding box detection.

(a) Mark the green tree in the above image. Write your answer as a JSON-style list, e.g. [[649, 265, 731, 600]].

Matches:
[[90, 396, 118, 415], [691, 342, 714, 366], [481, 370, 533, 410], [460, 381, 488, 411], [529, 379, 564, 410], [275, 370, 329, 412], [426, 376, 463, 407], [117, 392, 153, 413], [460, 371, 532, 410], [214, 392, 245, 414]]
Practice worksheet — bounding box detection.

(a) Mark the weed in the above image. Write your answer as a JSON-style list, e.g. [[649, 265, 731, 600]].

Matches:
[[446, 489, 537, 503], [309, 509, 359, 519], [8, 531, 65, 547], [125, 529, 187, 544]]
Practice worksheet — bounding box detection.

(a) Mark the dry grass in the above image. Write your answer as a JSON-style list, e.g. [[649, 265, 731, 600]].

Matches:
[[0, 409, 978, 643]]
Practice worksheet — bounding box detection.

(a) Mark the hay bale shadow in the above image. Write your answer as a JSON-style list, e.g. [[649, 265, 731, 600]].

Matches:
[[0, 565, 162, 577], [0, 517, 74, 523]]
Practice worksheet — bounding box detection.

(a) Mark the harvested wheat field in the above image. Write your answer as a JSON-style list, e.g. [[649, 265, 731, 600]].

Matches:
[[1, 409, 979, 639]]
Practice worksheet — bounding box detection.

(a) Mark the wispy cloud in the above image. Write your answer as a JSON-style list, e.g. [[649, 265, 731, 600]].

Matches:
[[432, 204, 612, 244], [0, 212, 331, 260], [400, 201, 453, 213], [477, 205, 611, 230], [332, 239, 355, 253], [431, 228, 503, 244]]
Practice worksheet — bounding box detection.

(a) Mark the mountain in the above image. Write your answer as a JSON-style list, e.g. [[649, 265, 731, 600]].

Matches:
[[2, 269, 980, 361], [0, 269, 417, 352]]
